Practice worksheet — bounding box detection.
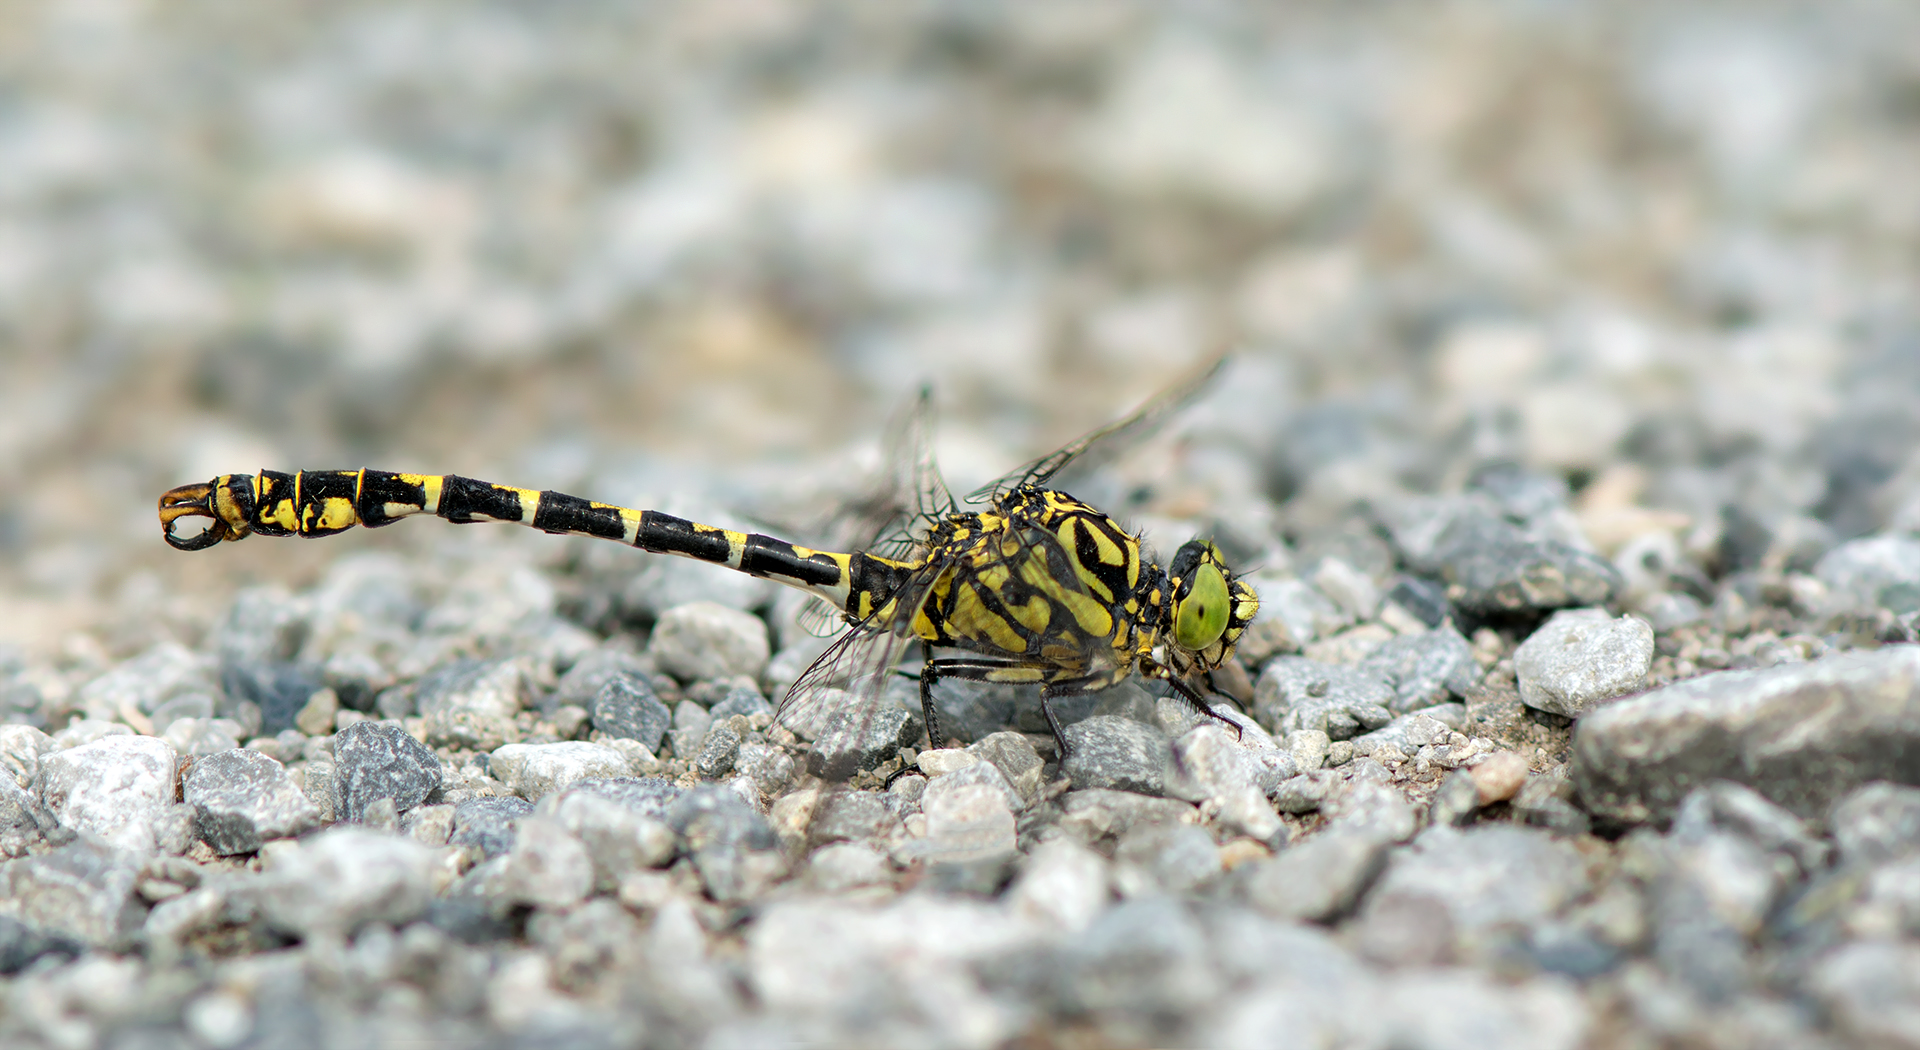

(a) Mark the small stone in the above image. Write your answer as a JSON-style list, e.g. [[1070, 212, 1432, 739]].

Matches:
[[497, 816, 593, 910], [1271, 770, 1341, 814], [162, 716, 245, 757], [922, 760, 1024, 816], [695, 723, 742, 780], [0, 777, 39, 858], [666, 784, 784, 903], [1211, 783, 1287, 849], [1512, 773, 1591, 836], [919, 748, 979, 776], [1357, 824, 1591, 961], [487, 741, 631, 801], [588, 673, 670, 752], [802, 842, 892, 892], [33, 735, 178, 851], [649, 601, 771, 682], [1008, 838, 1111, 932], [404, 803, 456, 847], [912, 780, 1018, 865], [1055, 789, 1197, 851], [967, 732, 1044, 805], [1286, 729, 1331, 772], [1573, 646, 1920, 827], [332, 720, 443, 823], [708, 686, 774, 722], [183, 748, 321, 854], [1397, 501, 1621, 615], [1429, 770, 1482, 827], [1254, 658, 1394, 740], [1061, 716, 1171, 796], [0, 724, 54, 787], [1469, 750, 1532, 805], [416, 659, 527, 753], [667, 699, 712, 760], [1814, 533, 1920, 613], [1385, 576, 1452, 629], [1163, 724, 1279, 802], [1327, 740, 1355, 766], [806, 704, 921, 780], [1807, 940, 1920, 1050], [598, 736, 661, 777], [294, 687, 340, 736], [1244, 830, 1392, 922], [1325, 780, 1419, 842], [0, 840, 145, 947], [253, 827, 437, 937], [450, 796, 534, 860], [1830, 782, 1920, 867], [1249, 576, 1352, 654], [1513, 609, 1654, 717], [807, 790, 906, 849], [1359, 626, 1482, 714], [1111, 820, 1221, 898], [735, 742, 796, 798]]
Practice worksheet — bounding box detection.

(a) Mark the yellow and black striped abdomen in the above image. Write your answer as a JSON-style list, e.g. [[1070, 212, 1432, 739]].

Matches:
[[159, 469, 912, 614]]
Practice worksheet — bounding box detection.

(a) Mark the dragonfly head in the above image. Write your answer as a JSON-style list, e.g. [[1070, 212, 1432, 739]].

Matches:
[[1165, 539, 1258, 671]]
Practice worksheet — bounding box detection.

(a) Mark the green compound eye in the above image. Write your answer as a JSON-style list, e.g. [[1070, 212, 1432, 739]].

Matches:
[[1174, 562, 1231, 651]]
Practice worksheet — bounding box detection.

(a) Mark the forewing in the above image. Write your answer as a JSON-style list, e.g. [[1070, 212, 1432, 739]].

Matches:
[[966, 355, 1228, 505]]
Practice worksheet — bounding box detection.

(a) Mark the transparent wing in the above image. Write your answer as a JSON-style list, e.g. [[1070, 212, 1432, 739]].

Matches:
[[866, 385, 956, 563], [773, 555, 949, 746], [794, 597, 847, 639], [966, 355, 1228, 505]]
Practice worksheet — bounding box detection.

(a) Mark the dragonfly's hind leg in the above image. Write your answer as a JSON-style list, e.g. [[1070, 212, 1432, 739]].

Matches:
[[1168, 676, 1246, 740]]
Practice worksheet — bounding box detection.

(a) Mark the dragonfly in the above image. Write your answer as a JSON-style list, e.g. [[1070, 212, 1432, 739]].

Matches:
[[158, 364, 1259, 765]]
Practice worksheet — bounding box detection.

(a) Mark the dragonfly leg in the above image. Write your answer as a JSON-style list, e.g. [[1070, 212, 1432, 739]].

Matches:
[[1168, 675, 1245, 740]]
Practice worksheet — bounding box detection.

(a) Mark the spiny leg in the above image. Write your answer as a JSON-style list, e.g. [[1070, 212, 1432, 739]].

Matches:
[[921, 657, 1084, 760], [1167, 675, 1245, 740]]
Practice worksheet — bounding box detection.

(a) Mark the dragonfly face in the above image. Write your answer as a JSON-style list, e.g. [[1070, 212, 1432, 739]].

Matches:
[[1162, 538, 1259, 677]]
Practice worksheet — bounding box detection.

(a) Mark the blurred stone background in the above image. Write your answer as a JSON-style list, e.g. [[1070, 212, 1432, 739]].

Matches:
[[1, 0, 1916, 663]]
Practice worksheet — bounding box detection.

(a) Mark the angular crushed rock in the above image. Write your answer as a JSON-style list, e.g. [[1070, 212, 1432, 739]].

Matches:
[[1513, 608, 1654, 717], [332, 720, 445, 823], [1572, 646, 1920, 827], [32, 735, 178, 852], [183, 748, 321, 854]]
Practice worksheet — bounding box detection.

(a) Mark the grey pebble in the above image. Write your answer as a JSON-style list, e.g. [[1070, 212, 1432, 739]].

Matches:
[[666, 784, 784, 902], [538, 787, 676, 890], [1356, 824, 1592, 962], [487, 741, 630, 800], [1385, 499, 1621, 615], [332, 720, 444, 823], [253, 827, 437, 938], [1164, 724, 1287, 803], [1358, 625, 1481, 713], [1111, 820, 1220, 898], [667, 699, 712, 760], [0, 915, 83, 975], [649, 601, 771, 682], [1807, 940, 1920, 1050], [1814, 533, 1920, 613], [0, 839, 145, 948], [1513, 608, 1654, 717], [1573, 646, 1920, 827], [1429, 768, 1483, 828], [695, 722, 742, 779], [184, 748, 320, 854], [1055, 789, 1197, 850], [803, 842, 892, 892], [805, 703, 920, 780], [1007, 838, 1110, 932], [912, 775, 1017, 865], [1061, 715, 1171, 795], [1829, 781, 1920, 867], [734, 741, 796, 798], [1243, 830, 1393, 923], [496, 816, 594, 910], [588, 672, 671, 752], [1254, 658, 1394, 740], [967, 732, 1044, 805], [708, 685, 774, 722], [33, 735, 178, 851], [804, 788, 907, 849], [414, 658, 527, 753], [450, 796, 534, 859], [1271, 770, 1343, 814]]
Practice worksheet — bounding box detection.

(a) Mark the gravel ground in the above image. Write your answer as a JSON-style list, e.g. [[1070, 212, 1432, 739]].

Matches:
[[5, 2, 1920, 1048]]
